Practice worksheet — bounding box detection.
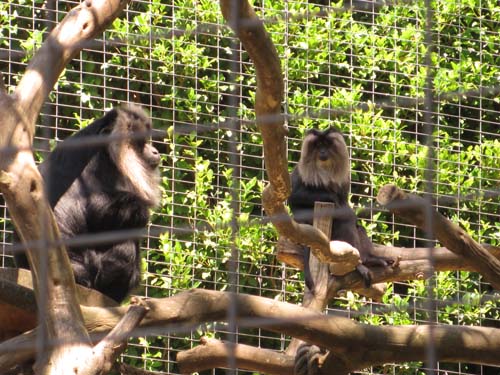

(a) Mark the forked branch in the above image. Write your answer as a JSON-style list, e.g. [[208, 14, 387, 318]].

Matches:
[[377, 184, 500, 289]]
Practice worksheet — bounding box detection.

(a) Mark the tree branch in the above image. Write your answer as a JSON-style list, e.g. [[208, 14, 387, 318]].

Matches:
[[377, 184, 500, 289], [92, 298, 149, 373], [15, 0, 130, 127], [2, 290, 499, 373], [148, 290, 500, 372], [177, 337, 294, 375], [3, 241, 498, 339], [220, 0, 353, 287]]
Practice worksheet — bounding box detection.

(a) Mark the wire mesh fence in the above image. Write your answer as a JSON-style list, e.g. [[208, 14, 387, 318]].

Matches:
[[0, 0, 499, 374]]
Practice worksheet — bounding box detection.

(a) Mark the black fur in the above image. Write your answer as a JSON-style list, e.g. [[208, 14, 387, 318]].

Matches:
[[15, 105, 160, 302], [289, 127, 392, 290]]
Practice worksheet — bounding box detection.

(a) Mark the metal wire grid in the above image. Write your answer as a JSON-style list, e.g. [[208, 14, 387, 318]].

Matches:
[[0, 0, 499, 374]]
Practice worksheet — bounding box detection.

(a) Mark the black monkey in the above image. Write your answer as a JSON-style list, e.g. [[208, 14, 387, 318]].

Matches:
[[15, 104, 161, 302], [288, 127, 392, 289]]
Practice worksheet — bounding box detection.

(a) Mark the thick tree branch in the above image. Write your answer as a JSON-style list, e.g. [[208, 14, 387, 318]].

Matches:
[[15, 0, 130, 127], [2, 290, 499, 373], [92, 298, 149, 373], [220, 0, 352, 280], [144, 290, 500, 372], [177, 337, 294, 375], [275, 242, 500, 298], [3, 242, 498, 339], [377, 184, 500, 289], [219, 0, 287, 198]]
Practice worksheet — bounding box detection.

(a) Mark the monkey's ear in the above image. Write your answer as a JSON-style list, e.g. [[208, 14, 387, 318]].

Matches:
[[326, 126, 342, 134], [305, 128, 320, 136], [98, 108, 119, 135]]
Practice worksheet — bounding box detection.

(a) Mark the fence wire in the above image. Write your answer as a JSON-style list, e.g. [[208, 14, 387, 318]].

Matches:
[[0, 0, 499, 374]]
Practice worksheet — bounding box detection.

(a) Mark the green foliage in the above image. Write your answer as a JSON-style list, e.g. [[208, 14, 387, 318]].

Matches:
[[2, 0, 499, 373]]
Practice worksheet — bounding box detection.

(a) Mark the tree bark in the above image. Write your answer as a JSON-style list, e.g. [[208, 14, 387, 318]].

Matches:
[[2, 289, 499, 373], [177, 337, 294, 375], [377, 184, 500, 289]]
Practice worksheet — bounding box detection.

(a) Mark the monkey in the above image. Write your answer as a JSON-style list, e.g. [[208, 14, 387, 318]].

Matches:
[[288, 127, 393, 290], [15, 104, 161, 302]]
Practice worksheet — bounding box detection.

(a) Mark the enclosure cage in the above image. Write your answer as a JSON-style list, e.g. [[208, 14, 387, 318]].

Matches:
[[0, 0, 499, 374]]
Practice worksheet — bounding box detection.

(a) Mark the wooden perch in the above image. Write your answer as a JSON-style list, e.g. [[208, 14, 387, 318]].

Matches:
[[5, 243, 498, 339], [276, 242, 500, 298], [97, 290, 500, 372], [177, 337, 294, 375], [286, 202, 337, 358], [92, 298, 149, 373], [219, 0, 345, 269], [158, 290, 500, 372], [287, 202, 386, 365], [2, 289, 499, 373], [0, 0, 130, 373], [308, 203, 332, 297], [377, 184, 500, 289]]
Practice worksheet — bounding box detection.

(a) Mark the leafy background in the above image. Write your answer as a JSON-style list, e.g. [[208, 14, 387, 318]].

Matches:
[[0, 0, 499, 374]]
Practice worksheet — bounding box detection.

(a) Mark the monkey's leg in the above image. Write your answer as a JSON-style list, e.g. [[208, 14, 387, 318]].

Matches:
[[362, 253, 394, 267], [94, 241, 140, 302]]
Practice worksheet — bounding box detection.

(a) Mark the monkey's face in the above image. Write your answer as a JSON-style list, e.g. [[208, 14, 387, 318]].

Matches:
[[298, 127, 350, 188], [142, 142, 161, 169], [302, 128, 348, 170], [109, 105, 162, 206], [118, 105, 160, 170]]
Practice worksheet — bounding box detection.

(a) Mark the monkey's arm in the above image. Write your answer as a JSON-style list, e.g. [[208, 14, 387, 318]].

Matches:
[[87, 193, 150, 231]]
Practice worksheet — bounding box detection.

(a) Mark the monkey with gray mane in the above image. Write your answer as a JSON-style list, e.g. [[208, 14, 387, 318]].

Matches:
[[15, 104, 161, 302], [288, 127, 393, 290]]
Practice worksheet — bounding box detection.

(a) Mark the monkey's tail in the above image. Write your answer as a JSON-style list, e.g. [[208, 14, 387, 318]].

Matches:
[[303, 246, 315, 293], [356, 264, 373, 288]]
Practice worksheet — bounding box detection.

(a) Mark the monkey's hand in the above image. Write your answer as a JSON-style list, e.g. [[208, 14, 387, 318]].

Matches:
[[294, 342, 326, 375], [358, 255, 395, 287], [363, 254, 394, 268]]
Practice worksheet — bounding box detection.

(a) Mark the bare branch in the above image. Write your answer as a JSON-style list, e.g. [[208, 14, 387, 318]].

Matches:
[[92, 298, 149, 373], [377, 184, 500, 289], [219, 0, 353, 280], [4, 241, 498, 341], [219, 0, 287, 198], [1, 290, 499, 373], [91, 290, 500, 370], [177, 337, 294, 374], [15, 0, 130, 127]]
